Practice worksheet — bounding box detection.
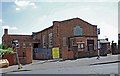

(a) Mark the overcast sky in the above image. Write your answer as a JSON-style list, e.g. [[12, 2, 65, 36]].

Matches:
[[0, 0, 119, 44]]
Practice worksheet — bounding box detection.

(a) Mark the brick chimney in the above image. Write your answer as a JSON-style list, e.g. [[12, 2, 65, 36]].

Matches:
[[4, 29, 8, 35]]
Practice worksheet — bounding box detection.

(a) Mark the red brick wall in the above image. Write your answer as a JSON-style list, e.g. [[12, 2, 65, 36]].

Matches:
[[62, 47, 74, 60], [53, 18, 97, 50], [36, 27, 53, 48], [26, 48, 33, 63], [2, 31, 33, 64], [15, 47, 33, 64], [35, 18, 98, 59]]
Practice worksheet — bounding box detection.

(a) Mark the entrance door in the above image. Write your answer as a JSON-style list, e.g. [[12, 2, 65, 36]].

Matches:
[[33, 43, 39, 48], [33, 43, 39, 59], [87, 40, 94, 57]]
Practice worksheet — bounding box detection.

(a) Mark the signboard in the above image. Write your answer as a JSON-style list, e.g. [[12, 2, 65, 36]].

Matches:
[[52, 47, 59, 59], [97, 28, 100, 35]]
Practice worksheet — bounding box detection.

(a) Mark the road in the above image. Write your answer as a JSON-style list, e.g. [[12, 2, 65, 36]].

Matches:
[[1, 55, 119, 74]]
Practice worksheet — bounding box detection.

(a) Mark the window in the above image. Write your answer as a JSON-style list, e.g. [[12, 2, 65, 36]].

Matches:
[[49, 33, 53, 47], [72, 40, 77, 46], [29, 43, 32, 48], [80, 43, 84, 49], [73, 25, 83, 36], [78, 43, 84, 49], [42, 35, 46, 48], [78, 44, 80, 49], [63, 37, 67, 46], [23, 43, 26, 48]]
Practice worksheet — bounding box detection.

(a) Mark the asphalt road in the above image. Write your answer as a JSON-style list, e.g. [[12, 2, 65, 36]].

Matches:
[[1, 55, 119, 74]]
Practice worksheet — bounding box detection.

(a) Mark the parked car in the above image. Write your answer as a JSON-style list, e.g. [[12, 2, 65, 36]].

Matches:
[[0, 59, 9, 68]]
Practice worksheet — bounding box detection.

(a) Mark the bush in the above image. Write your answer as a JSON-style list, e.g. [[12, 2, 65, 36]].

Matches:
[[5, 48, 14, 54], [0, 48, 14, 59], [0, 44, 7, 49]]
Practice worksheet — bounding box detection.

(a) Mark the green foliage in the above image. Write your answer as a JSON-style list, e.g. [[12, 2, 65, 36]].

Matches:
[[0, 44, 2, 49], [0, 44, 7, 49], [7, 48, 13, 52], [0, 48, 14, 59]]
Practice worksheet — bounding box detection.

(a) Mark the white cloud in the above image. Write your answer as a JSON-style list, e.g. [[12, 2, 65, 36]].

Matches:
[[16, 7, 21, 11], [15, 0, 30, 7], [0, 19, 2, 23], [14, 0, 37, 11], [29, 2, 35, 6], [29, 2, 37, 8]]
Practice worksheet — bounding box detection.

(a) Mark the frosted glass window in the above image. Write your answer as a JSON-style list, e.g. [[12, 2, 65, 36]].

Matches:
[[63, 37, 67, 46], [74, 26, 83, 36], [42, 35, 46, 48], [49, 33, 53, 47]]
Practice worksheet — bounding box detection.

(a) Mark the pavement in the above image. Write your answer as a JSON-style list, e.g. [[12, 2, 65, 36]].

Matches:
[[29, 54, 119, 66], [0, 54, 119, 74]]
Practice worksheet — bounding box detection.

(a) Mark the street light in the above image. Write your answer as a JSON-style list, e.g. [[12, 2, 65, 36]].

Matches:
[[12, 40, 22, 70]]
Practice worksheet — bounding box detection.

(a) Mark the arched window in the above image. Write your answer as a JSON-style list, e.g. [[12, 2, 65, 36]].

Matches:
[[73, 25, 83, 36]]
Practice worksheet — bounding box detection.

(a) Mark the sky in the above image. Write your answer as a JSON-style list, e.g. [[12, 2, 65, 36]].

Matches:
[[0, 0, 119, 44]]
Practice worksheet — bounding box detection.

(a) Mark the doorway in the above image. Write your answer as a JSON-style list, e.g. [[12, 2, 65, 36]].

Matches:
[[33, 43, 39, 48], [87, 40, 94, 57]]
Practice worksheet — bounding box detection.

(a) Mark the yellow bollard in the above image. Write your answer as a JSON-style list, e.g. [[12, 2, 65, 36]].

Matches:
[[18, 64, 23, 70]]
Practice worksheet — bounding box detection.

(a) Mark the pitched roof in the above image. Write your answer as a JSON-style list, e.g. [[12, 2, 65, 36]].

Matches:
[[54, 17, 97, 27], [36, 26, 53, 34], [36, 17, 97, 34]]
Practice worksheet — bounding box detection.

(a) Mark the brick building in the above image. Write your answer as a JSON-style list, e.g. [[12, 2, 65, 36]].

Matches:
[[2, 29, 33, 64], [32, 18, 98, 59], [2, 18, 98, 61]]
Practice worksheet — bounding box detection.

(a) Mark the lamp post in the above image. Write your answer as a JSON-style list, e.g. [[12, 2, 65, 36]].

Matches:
[[97, 28, 100, 60], [12, 40, 22, 70]]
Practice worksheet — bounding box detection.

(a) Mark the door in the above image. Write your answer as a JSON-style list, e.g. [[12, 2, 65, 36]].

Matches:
[[87, 40, 94, 57]]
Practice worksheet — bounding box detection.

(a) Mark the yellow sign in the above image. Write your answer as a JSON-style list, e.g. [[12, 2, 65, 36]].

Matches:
[[52, 47, 59, 58]]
